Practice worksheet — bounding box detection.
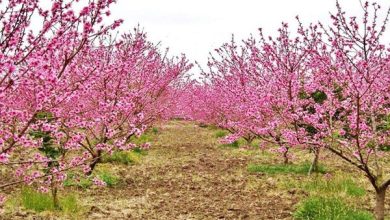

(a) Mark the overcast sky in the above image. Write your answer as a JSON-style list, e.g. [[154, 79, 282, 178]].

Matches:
[[109, 0, 390, 73]]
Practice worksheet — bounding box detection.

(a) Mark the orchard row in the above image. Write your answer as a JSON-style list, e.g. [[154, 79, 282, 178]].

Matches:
[[0, 0, 191, 208], [0, 0, 389, 219], [175, 2, 390, 219]]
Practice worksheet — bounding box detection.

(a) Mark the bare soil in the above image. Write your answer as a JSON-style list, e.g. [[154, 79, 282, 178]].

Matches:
[[82, 121, 300, 219]]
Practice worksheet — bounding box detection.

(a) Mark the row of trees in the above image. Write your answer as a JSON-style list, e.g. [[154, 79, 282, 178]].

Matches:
[[0, 0, 191, 208], [177, 2, 390, 219], [0, 0, 389, 219]]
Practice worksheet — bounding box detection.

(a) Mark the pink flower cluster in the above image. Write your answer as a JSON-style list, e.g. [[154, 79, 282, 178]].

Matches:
[[92, 177, 107, 187], [0, 194, 5, 205], [0, 0, 191, 192]]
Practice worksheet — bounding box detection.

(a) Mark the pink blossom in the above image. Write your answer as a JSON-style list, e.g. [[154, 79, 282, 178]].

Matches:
[[92, 177, 107, 187], [0, 194, 6, 205], [0, 153, 9, 164], [141, 142, 151, 150]]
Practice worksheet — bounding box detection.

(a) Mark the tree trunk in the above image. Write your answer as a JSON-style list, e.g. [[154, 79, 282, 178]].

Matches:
[[86, 150, 102, 176], [375, 186, 387, 220], [51, 175, 60, 210], [283, 147, 289, 164], [308, 147, 320, 175]]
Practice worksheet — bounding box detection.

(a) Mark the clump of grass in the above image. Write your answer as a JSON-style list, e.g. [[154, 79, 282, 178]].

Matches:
[[379, 144, 390, 151], [219, 137, 250, 149], [215, 130, 228, 138], [248, 139, 261, 148], [126, 131, 155, 146], [138, 134, 152, 142], [222, 140, 240, 148], [304, 175, 365, 197], [97, 170, 119, 187], [60, 194, 79, 214], [103, 150, 142, 165], [64, 168, 121, 188], [21, 187, 54, 212], [132, 147, 147, 155], [294, 196, 374, 220], [130, 133, 153, 145], [247, 162, 326, 175], [151, 127, 159, 134], [220, 137, 261, 149], [20, 187, 80, 215], [63, 173, 92, 189]]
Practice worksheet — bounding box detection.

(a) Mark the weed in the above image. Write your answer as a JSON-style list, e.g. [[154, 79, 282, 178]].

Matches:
[[222, 140, 240, 148], [64, 169, 120, 188], [304, 175, 365, 197], [63, 173, 92, 189], [294, 196, 373, 220], [247, 162, 326, 175], [152, 127, 159, 134], [60, 194, 80, 214], [19, 187, 80, 215], [103, 150, 142, 165], [21, 187, 54, 212], [132, 147, 147, 155], [215, 130, 228, 138], [97, 170, 120, 187]]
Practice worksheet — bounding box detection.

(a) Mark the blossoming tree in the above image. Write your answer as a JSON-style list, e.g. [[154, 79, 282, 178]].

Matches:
[[304, 2, 390, 219]]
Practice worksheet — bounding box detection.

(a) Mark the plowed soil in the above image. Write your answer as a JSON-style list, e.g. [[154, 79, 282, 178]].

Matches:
[[82, 121, 299, 219]]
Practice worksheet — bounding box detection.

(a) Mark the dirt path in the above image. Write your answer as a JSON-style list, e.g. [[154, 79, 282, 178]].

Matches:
[[85, 121, 297, 219]]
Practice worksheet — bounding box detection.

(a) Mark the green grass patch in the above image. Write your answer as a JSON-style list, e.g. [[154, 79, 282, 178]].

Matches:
[[19, 187, 80, 215], [64, 169, 120, 188], [304, 175, 365, 197], [151, 127, 159, 134], [215, 130, 228, 138], [222, 140, 240, 148], [127, 130, 156, 145], [132, 147, 147, 155], [63, 173, 93, 189], [220, 137, 248, 149], [103, 150, 142, 165], [129, 133, 153, 145], [379, 144, 390, 151], [58, 194, 79, 214], [97, 170, 120, 187], [21, 187, 55, 212], [137, 134, 152, 143], [248, 162, 326, 175], [219, 137, 260, 149], [294, 196, 374, 220], [248, 139, 261, 148]]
